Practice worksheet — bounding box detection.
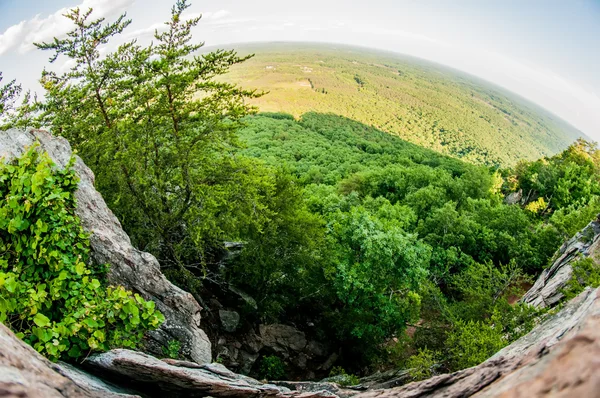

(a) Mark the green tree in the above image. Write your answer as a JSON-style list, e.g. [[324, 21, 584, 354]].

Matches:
[[326, 205, 430, 348], [34, 0, 261, 273]]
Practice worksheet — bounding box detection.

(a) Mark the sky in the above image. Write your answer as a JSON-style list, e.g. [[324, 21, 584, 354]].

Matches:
[[0, 0, 599, 139]]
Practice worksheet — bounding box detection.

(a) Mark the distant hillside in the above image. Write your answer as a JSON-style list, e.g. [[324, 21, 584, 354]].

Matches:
[[220, 42, 584, 166]]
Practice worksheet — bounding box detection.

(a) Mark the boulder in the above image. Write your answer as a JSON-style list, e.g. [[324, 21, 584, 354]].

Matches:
[[522, 215, 600, 308], [0, 322, 129, 397], [83, 349, 337, 397], [260, 324, 308, 355], [219, 310, 241, 333], [355, 286, 600, 397], [504, 189, 523, 205], [0, 129, 211, 364]]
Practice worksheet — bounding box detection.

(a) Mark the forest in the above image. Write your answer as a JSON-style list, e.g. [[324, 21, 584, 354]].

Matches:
[[1, 0, 600, 382], [220, 43, 584, 167]]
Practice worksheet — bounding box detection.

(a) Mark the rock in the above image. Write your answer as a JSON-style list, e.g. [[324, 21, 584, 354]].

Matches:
[[260, 324, 308, 355], [219, 310, 241, 332], [522, 215, 600, 308], [355, 286, 600, 397], [306, 341, 328, 358], [357, 369, 412, 390], [84, 349, 338, 397], [55, 362, 140, 397], [0, 322, 123, 397], [275, 381, 358, 398], [317, 353, 339, 372], [238, 350, 260, 375], [0, 129, 211, 364], [504, 189, 523, 205]]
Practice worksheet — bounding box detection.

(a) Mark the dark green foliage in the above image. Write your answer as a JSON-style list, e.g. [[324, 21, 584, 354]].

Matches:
[[236, 113, 590, 372], [258, 355, 286, 380], [0, 146, 163, 361]]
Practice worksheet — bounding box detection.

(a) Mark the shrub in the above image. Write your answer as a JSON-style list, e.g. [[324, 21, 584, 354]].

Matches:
[[328, 366, 361, 386], [446, 317, 507, 371], [162, 339, 181, 359], [258, 355, 286, 380], [406, 348, 438, 381], [0, 145, 164, 361]]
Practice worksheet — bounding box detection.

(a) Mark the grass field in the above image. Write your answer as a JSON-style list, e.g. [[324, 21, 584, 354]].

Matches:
[[219, 42, 584, 166]]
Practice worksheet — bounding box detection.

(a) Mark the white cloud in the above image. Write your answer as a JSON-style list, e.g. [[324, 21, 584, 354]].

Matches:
[[124, 22, 166, 39], [127, 9, 233, 41], [209, 10, 230, 20], [0, 0, 135, 56]]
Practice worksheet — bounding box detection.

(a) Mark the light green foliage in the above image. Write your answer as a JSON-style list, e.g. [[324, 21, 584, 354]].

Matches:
[[325, 205, 429, 344], [162, 339, 181, 359], [258, 355, 286, 380], [0, 146, 163, 361], [446, 316, 507, 370], [547, 196, 600, 239], [449, 261, 527, 321], [406, 348, 438, 381], [221, 43, 583, 167], [509, 139, 600, 216], [562, 258, 600, 300], [328, 366, 361, 387]]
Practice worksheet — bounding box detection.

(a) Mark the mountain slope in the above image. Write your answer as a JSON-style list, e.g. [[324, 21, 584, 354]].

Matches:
[[220, 42, 584, 166]]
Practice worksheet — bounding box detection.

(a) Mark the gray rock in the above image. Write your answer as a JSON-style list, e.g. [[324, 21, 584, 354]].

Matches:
[[84, 349, 338, 397], [0, 129, 211, 364], [504, 189, 523, 205], [260, 324, 308, 355], [275, 381, 358, 398], [220, 309, 241, 332], [306, 341, 328, 357], [358, 369, 412, 390], [54, 362, 140, 397], [0, 322, 118, 397], [522, 215, 600, 308], [238, 350, 260, 375]]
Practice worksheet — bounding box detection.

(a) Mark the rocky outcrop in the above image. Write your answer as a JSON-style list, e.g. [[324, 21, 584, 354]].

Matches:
[[83, 349, 336, 397], [522, 215, 600, 308], [0, 322, 129, 397], [356, 286, 600, 397], [216, 323, 332, 377], [0, 321, 337, 397], [0, 129, 211, 364]]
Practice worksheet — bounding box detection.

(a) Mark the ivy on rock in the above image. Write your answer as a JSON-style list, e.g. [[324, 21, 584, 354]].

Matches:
[[0, 145, 164, 361]]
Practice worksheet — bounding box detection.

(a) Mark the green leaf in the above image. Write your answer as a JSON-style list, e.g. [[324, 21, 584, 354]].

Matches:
[[33, 313, 50, 327]]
